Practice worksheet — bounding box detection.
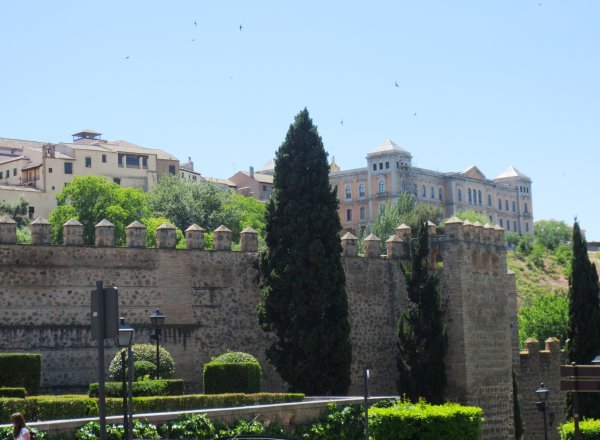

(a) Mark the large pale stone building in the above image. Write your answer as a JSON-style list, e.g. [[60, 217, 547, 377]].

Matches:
[[328, 139, 533, 235]]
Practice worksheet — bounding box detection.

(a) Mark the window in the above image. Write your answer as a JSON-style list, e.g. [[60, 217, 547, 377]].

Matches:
[[113, 178, 121, 185], [360, 206, 366, 220], [359, 183, 365, 197], [126, 155, 140, 168], [262, 185, 267, 191], [498, 198, 502, 210], [102, 154, 107, 163], [422, 184, 426, 198], [345, 185, 352, 200], [0, 172, 3, 179], [524, 202, 528, 214], [512, 201, 516, 212], [514, 221, 517, 231], [169, 165, 176, 175], [52, 186, 55, 190], [402, 181, 406, 192], [487, 193, 492, 207], [526, 222, 529, 232], [413, 183, 417, 196], [499, 218, 503, 227], [478, 190, 482, 206], [439, 187, 443, 201], [64, 162, 73, 174], [118, 154, 124, 167], [506, 220, 510, 231], [13, 168, 16, 176], [28, 206, 34, 219], [505, 200, 509, 211], [430, 185, 434, 199], [142, 156, 148, 169], [458, 188, 462, 202], [385, 161, 389, 169], [49, 167, 52, 173], [468, 188, 472, 204], [379, 180, 385, 193], [372, 164, 377, 171], [85, 157, 92, 168], [379, 162, 383, 170], [489, 215, 493, 222], [346, 209, 352, 222]]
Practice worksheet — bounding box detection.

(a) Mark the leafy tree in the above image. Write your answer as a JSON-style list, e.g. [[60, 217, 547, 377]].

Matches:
[[0, 198, 30, 228], [50, 176, 149, 245], [258, 108, 351, 395], [565, 220, 600, 419], [143, 217, 185, 248], [454, 210, 489, 225], [397, 221, 447, 404], [518, 292, 568, 348], [535, 219, 571, 251]]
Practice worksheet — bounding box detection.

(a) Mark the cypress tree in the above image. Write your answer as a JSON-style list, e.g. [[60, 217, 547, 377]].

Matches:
[[397, 221, 447, 403], [258, 108, 352, 395], [565, 220, 600, 418]]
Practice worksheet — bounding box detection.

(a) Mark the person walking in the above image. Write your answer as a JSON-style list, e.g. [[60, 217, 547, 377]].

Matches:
[[11, 413, 30, 440]]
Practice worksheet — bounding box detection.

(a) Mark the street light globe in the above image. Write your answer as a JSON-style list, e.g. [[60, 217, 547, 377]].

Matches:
[[536, 383, 550, 402], [116, 317, 134, 347], [150, 309, 165, 329]]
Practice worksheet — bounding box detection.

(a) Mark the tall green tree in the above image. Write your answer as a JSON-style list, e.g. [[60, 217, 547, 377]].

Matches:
[[535, 219, 571, 251], [565, 220, 600, 418], [50, 176, 149, 245], [258, 108, 352, 395], [397, 221, 447, 403]]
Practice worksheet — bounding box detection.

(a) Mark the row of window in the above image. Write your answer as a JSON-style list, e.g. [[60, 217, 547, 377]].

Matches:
[[456, 187, 528, 214], [346, 206, 367, 222], [0, 168, 18, 180], [371, 161, 409, 172], [519, 185, 530, 194], [118, 154, 149, 169], [345, 183, 367, 200]]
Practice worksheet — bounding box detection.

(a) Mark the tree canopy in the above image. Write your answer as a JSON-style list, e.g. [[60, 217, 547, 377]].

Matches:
[[258, 108, 352, 394], [534, 219, 571, 251]]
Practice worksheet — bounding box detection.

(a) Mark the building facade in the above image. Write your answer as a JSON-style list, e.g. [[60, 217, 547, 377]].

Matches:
[[328, 139, 533, 235]]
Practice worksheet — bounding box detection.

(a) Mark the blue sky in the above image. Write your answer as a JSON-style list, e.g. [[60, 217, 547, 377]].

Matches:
[[1, 1, 599, 239]]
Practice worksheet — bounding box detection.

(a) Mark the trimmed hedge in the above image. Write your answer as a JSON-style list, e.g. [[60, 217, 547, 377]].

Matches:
[[109, 344, 174, 380], [0, 387, 26, 398], [203, 352, 262, 394], [560, 419, 600, 439], [0, 354, 42, 395], [369, 401, 483, 440], [89, 379, 184, 397], [0, 393, 304, 421]]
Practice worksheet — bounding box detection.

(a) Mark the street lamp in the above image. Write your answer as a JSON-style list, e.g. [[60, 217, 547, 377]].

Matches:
[[116, 318, 134, 440], [149, 309, 165, 379], [535, 382, 550, 440], [363, 369, 370, 440]]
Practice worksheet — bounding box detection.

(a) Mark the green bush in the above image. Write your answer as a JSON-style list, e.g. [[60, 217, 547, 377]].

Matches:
[[89, 379, 184, 397], [560, 419, 600, 439], [132, 360, 156, 380], [0, 354, 42, 395], [0, 387, 26, 398], [299, 403, 364, 440], [108, 344, 174, 380], [369, 401, 483, 440], [75, 419, 160, 440], [0, 395, 97, 421], [0, 425, 47, 440], [157, 413, 216, 439], [203, 351, 262, 394]]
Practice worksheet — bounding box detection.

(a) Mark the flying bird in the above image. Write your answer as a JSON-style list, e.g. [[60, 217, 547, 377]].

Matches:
[[194, 20, 197, 26], [340, 120, 344, 126], [125, 56, 130, 60], [395, 81, 399, 88], [239, 24, 243, 31], [413, 112, 417, 116]]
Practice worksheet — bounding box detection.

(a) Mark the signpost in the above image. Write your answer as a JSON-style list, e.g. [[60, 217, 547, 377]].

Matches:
[[560, 363, 600, 440], [91, 281, 119, 440]]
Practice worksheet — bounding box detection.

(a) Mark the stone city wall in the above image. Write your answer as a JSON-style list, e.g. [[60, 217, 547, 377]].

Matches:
[[0, 217, 517, 439]]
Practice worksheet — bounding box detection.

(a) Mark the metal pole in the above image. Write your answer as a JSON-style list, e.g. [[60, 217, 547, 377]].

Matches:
[[121, 350, 128, 440], [155, 330, 160, 380], [364, 369, 369, 440], [573, 362, 581, 440], [96, 281, 107, 440], [542, 402, 548, 440], [127, 344, 134, 440]]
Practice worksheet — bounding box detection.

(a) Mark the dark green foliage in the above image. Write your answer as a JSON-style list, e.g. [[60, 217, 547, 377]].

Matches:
[[0, 395, 97, 421], [566, 220, 600, 419], [131, 360, 157, 380], [203, 362, 261, 394], [513, 368, 524, 440], [0, 354, 41, 395], [258, 108, 352, 395], [0, 387, 26, 398], [88, 379, 184, 397], [0, 425, 47, 440], [397, 221, 447, 404], [559, 419, 600, 439], [75, 419, 160, 440], [158, 413, 216, 439], [535, 219, 571, 251], [108, 344, 174, 380], [299, 403, 364, 440], [518, 292, 569, 348], [369, 401, 483, 440], [0, 198, 30, 228]]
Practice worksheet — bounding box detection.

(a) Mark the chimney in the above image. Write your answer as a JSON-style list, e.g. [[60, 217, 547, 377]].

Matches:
[[249, 166, 254, 178]]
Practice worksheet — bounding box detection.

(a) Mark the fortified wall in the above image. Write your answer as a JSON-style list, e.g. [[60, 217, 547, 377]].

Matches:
[[0, 216, 516, 439]]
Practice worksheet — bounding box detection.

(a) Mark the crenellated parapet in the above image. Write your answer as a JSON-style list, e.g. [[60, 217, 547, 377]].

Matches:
[[341, 232, 358, 257]]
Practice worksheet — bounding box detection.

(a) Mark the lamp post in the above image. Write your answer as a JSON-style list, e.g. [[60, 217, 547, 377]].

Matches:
[[363, 369, 370, 440], [116, 318, 134, 440], [535, 382, 550, 440], [149, 309, 165, 379]]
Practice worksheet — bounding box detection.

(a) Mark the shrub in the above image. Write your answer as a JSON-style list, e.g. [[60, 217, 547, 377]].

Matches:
[[132, 360, 156, 380], [75, 419, 160, 440], [203, 351, 262, 394], [158, 413, 216, 439], [0, 395, 97, 422], [559, 419, 600, 439], [89, 379, 184, 397], [0, 354, 42, 395], [0, 387, 26, 398], [369, 401, 483, 440], [108, 344, 174, 380], [215, 419, 265, 437], [0, 425, 47, 440], [300, 403, 364, 440]]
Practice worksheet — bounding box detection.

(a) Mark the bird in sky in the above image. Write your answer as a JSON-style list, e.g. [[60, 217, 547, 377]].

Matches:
[[125, 56, 130, 60], [395, 81, 399, 88], [194, 20, 197, 26], [239, 24, 243, 31], [413, 112, 417, 116], [340, 120, 344, 126]]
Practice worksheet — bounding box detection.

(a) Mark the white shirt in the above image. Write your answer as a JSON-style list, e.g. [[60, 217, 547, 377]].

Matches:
[[15, 427, 29, 440]]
